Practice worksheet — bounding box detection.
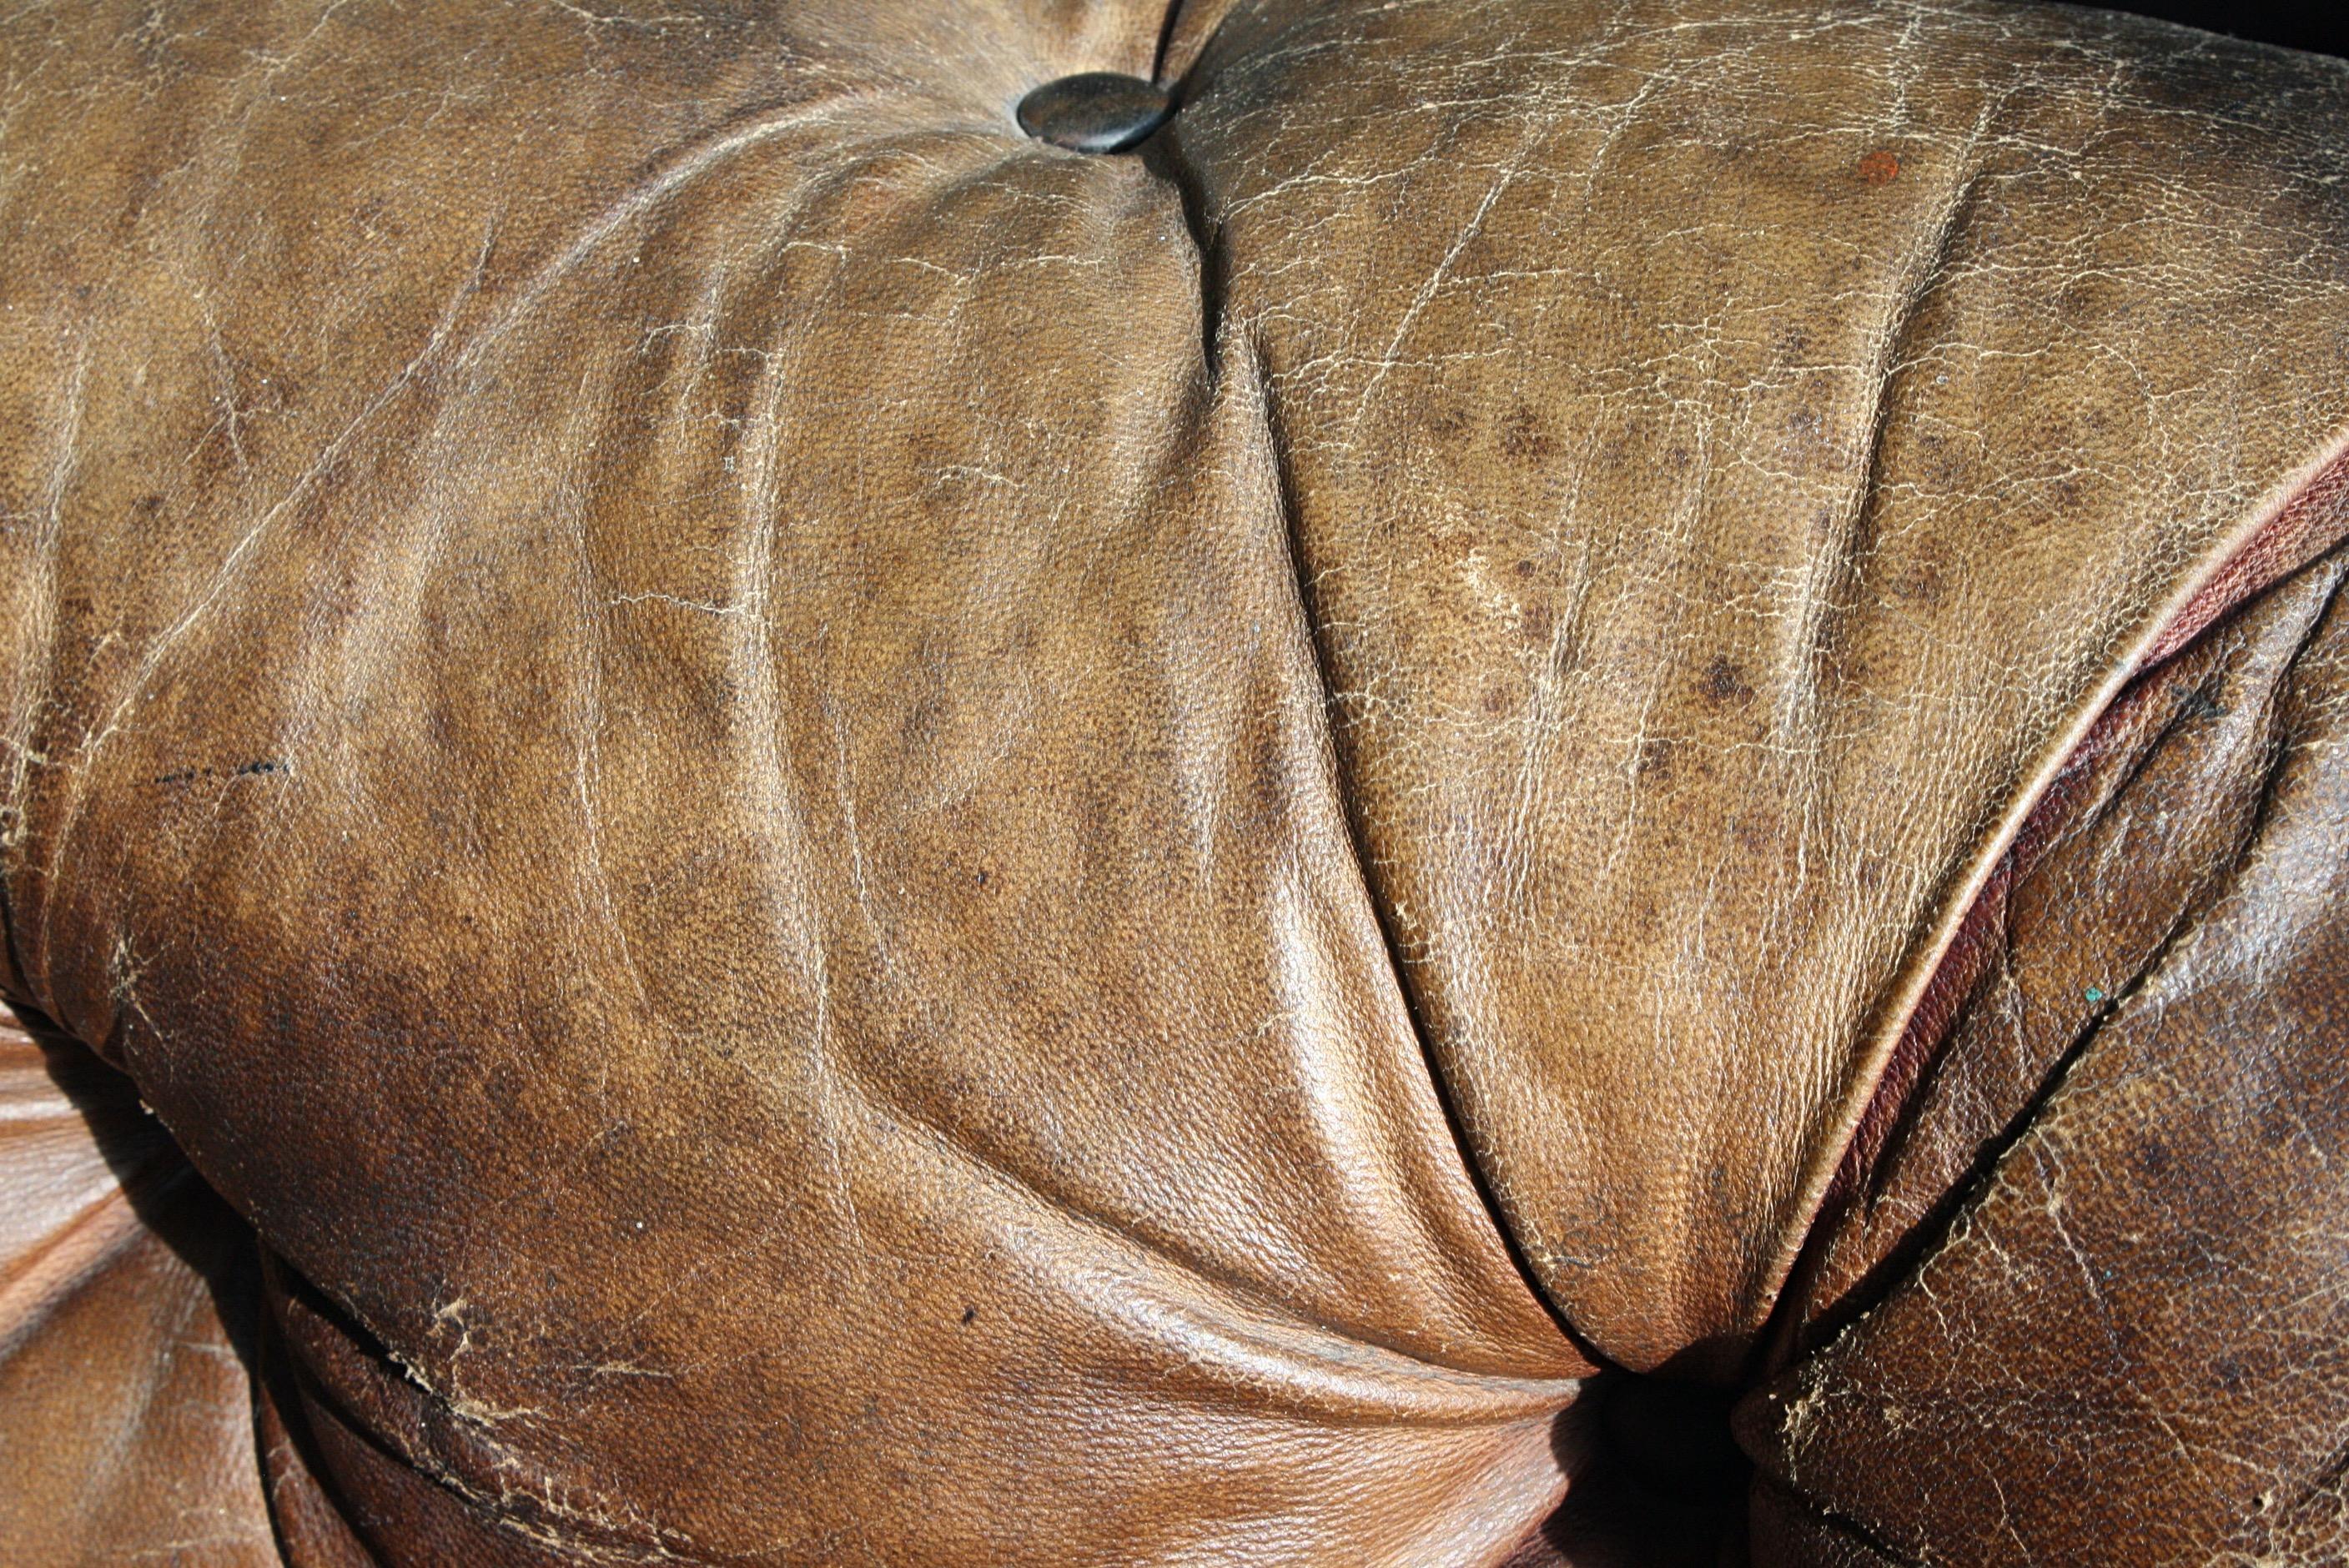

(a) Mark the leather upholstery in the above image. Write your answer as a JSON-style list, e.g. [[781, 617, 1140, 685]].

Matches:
[[1, 1, 2344, 1562]]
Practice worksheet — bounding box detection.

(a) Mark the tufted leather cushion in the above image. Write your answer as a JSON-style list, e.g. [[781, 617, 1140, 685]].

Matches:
[[2, 1, 2345, 1562]]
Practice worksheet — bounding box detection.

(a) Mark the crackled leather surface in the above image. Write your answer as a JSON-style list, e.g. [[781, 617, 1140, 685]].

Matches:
[[1741, 553, 2349, 1564], [1171, 0, 2349, 1379], [1, 1, 2346, 1563]]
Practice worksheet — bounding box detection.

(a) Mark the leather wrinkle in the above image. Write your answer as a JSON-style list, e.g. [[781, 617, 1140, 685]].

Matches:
[[1742, 543, 2349, 1563], [9, 3, 1584, 1555], [1753, 1477, 1924, 1568], [822, 1038, 1581, 1416], [0, 1006, 281, 1562], [1760, 240, 2349, 1394], [1170, 0, 2349, 1380], [1763, 541, 2349, 1368], [1740, 150, 1989, 1350], [24, 68, 1050, 1018], [1111, 13, 1594, 1389], [1164, 3, 1642, 1375], [267, 1254, 677, 1565], [1256, 323, 1609, 1379]]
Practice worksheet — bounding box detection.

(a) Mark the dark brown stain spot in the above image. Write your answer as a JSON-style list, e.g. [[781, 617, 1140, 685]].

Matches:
[[1497, 405, 1552, 462], [1701, 656, 1753, 706], [1892, 557, 1947, 607], [1857, 148, 1901, 188]]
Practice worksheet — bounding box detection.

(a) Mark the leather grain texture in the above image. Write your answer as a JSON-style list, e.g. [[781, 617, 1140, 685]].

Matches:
[[0, 1, 2345, 1563]]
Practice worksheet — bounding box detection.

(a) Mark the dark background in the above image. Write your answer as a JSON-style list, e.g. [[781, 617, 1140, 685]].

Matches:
[[2070, 1, 2349, 56]]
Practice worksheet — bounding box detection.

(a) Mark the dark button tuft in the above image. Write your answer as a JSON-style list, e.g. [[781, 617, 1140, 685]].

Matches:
[[1015, 73, 1172, 154]]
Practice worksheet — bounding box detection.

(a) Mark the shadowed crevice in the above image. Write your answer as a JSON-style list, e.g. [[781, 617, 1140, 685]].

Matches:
[[1139, 8, 1606, 1379]]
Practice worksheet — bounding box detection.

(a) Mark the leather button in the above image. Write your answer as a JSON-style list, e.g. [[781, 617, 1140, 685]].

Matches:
[[1014, 73, 1171, 153]]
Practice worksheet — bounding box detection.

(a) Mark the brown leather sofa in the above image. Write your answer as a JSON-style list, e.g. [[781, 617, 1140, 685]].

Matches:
[[3, 1, 2346, 1562]]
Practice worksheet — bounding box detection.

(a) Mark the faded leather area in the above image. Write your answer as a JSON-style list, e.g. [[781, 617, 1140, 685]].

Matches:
[[1169, 0, 2349, 1371], [0, 0, 2346, 1563]]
